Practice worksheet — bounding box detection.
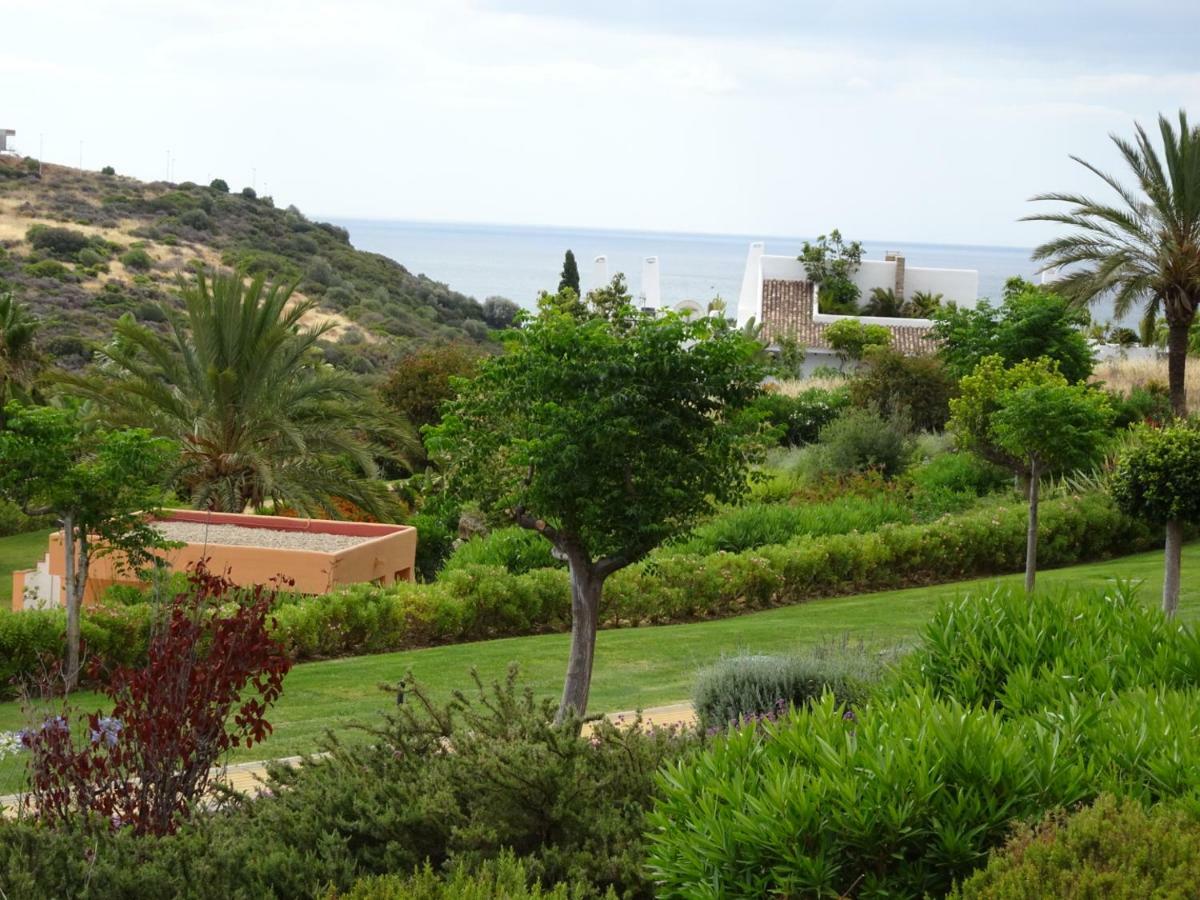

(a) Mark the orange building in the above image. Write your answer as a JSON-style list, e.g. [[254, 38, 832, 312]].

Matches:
[[11, 510, 417, 611]]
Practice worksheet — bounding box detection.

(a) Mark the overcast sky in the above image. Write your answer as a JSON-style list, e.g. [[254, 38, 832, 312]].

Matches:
[[6, 0, 1200, 246]]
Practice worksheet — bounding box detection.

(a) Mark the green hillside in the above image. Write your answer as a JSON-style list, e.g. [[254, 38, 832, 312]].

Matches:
[[0, 156, 493, 375]]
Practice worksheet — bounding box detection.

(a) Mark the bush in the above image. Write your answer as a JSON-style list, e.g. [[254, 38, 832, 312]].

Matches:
[[100, 165, 116, 176], [692, 642, 884, 728], [241, 186, 257, 199], [179, 208, 210, 231], [909, 451, 1008, 497], [75, 247, 104, 268], [441, 526, 560, 577], [648, 691, 1093, 898], [748, 386, 849, 446], [482, 296, 522, 330], [674, 494, 909, 555], [23, 259, 70, 280], [328, 853, 611, 899], [891, 581, 1200, 714], [0, 499, 52, 537], [953, 794, 1200, 899], [381, 342, 484, 431], [849, 346, 956, 431], [824, 317, 892, 361], [119, 247, 153, 271], [26, 225, 90, 258], [1108, 382, 1172, 428], [816, 406, 912, 479], [209, 178, 229, 192]]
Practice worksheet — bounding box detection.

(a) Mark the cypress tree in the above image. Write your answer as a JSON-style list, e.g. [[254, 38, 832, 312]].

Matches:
[[558, 249, 581, 296]]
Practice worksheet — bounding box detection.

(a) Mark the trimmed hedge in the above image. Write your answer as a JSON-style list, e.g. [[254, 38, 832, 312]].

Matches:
[[0, 493, 1155, 693]]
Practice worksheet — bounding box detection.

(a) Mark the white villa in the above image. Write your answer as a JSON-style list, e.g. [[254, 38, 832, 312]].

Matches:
[[736, 243, 979, 374], [591, 244, 980, 373]]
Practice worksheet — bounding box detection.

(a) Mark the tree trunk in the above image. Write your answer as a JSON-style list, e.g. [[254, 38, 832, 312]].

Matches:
[[62, 514, 82, 691], [1166, 319, 1191, 418], [556, 562, 603, 724], [1025, 457, 1039, 595], [1164, 518, 1183, 618]]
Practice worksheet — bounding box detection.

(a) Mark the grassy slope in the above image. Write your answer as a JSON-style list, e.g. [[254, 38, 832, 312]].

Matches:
[[0, 530, 50, 606], [1, 542, 1194, 793]]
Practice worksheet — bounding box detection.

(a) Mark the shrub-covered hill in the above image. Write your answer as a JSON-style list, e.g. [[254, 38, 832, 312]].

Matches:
[[0, 155, 492, 373]]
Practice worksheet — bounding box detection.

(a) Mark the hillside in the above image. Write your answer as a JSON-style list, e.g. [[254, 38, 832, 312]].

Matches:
[[0, 156, 492, 374]]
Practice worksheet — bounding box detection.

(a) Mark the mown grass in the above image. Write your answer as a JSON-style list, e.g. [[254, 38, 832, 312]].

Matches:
[[0, 541, 1195, 794], [0, 530, 50, 607]]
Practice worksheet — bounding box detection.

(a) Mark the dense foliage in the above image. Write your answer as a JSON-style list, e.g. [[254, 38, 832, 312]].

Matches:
[[849, 346, 956, 431], [747, 385, 849, 446]]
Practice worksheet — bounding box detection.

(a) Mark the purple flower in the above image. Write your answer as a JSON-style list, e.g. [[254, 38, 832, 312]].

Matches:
[[842, 709, 857, 722], [90, 716, 122, 748]]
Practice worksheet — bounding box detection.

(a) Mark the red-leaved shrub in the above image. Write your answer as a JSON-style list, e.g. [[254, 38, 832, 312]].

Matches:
[[19, 566, 292, 835]]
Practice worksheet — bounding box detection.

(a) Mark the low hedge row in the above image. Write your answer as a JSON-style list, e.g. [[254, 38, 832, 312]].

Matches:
[[0, 493, 1156, 694]]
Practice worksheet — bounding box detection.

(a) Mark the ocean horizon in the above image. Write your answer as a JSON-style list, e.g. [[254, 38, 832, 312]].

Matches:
[[329, 218, 1127, 325]]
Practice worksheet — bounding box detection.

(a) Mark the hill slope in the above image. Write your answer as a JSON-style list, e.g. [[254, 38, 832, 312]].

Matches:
[[0, 156, 492, 374]]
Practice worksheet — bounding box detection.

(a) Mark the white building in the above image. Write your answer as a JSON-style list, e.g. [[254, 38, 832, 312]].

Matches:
[[736, 243, 979, 373]]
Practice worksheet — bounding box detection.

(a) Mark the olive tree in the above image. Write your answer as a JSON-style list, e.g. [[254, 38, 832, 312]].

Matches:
[[0, 404, 175, 688], [427, 285, 767, 720], [1111, 422, 1200, 616], [990, 383, 1113, 593]]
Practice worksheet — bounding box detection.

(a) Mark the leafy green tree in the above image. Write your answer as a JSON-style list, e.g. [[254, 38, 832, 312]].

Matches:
[[825, 318, 892, 366], [427, 299, 768, 720], [60, 270, 411, 519], [801, 229, 863, 314], [948, 355, 1066, 473], [380, 342, 484, 432], [0, 293, 40, 428], [1111, 422, 1200, 616], [482, 296, 521, 330], [932, 278, 1094, 382], [850, 346, 956, 432], [558, 249, 581, 296], [990, 382, 1113, 593], [1026, 111, 1200, 417], [0, 404, 175, 688]]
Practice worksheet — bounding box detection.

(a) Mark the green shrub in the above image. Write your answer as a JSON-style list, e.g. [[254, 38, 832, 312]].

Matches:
[[75, 247, 104, 268], [891, 581, 1200, 714], [674, 494, 909, 555], [692, 642, 884, 728], [179, 208, 210, 230], [1108, 382, 1173, 428], [748, 386, 848, 446], [0, 500, 52, 537], [100, 165, 116, 176], [209, 178, 229, 192], [849, 347, 957, 431], [23, 259, 71, 280], [241, 186, 257, 199], [825, 317, 892, 360], [953, 794, 1200, 899], [119, 247, 153, 271], [816, 407, 912, 479], [26, 225, 90, 258], [380, 342, 484, 431], [648, 691, 1092, 898], [328, 853, 611, 899], [442, 527, 560, 577], [909, 450, 1008, 497]]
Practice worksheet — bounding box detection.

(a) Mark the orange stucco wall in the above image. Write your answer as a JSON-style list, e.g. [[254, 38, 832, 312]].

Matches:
[[19, 511, 416, 609]]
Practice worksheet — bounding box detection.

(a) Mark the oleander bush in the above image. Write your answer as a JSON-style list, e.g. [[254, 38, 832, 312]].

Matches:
[[692, 641, 886, 728], [890, 581, 1200, 714], [952, 795, 1200, 899], [441, 526, 561, 577]]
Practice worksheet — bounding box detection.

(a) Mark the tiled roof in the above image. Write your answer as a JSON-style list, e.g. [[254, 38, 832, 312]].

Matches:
[[761, 279, 938, 355]]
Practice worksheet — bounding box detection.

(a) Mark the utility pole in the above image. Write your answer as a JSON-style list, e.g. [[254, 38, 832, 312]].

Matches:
[[38, 134, 44, 175]]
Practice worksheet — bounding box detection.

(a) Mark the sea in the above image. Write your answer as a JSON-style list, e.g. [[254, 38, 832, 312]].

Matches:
[[329, 219, 1127, 325]]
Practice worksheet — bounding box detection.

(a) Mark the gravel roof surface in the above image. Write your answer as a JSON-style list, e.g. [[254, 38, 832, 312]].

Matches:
[[154, 521, 369, 552]]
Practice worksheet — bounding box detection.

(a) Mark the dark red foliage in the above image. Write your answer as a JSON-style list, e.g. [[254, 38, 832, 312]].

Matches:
[[19, 566, 292, 835]]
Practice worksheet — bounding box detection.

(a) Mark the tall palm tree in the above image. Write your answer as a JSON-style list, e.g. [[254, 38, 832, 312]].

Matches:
[[0, 292, 41, 427], [62, 271, 415, 519], [1025, 111, 1200, 417]]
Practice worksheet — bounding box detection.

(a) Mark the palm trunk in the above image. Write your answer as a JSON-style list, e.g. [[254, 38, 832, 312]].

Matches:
[[1166, 319, 1191, 418], [557, 561, 602, 724], [1025, 457, 1039, 595], [1164, 519, 1183, 618]]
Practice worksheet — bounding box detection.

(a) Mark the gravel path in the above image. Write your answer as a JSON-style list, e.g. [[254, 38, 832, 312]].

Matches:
[[154, 521, 370, 552]]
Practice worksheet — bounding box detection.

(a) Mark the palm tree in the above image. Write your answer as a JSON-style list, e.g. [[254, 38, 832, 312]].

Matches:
[[0, 292, 40, 427], [1025, 111, 1200, 417], [909, 290, 944, 317], [862, 287, 911, 317], [61, 271, 415, 519]]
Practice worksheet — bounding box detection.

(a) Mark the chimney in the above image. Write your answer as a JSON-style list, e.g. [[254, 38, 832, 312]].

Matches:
[[885, 250, 905, 301]]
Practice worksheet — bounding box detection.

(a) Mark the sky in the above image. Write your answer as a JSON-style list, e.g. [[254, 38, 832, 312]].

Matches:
[[5, 0, 1200, 246]]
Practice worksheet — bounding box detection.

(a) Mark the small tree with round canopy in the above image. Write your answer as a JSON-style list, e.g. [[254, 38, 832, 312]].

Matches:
[[427, 282, 768, 721], [1110, 421, 1200, 616]]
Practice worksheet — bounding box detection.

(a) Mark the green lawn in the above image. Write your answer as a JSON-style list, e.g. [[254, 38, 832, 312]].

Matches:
[[0, 530, 50, 607], [1, 542, 1196, 794]]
